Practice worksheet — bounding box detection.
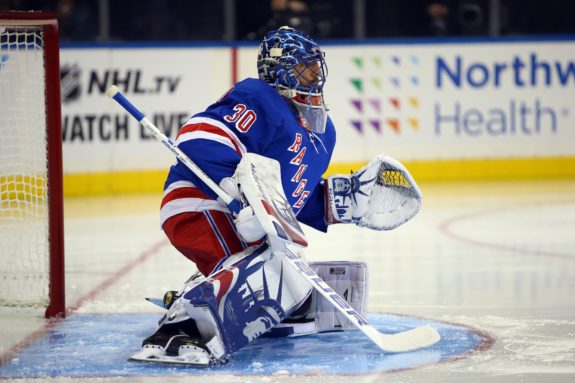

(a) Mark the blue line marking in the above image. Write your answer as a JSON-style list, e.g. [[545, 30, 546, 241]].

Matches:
[[0, 313, 489, 378]]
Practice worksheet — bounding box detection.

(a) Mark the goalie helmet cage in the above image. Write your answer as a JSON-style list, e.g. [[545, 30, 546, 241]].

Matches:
[[0, 12, 65, 318]]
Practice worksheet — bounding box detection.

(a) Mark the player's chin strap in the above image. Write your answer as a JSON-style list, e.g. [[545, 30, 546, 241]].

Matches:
[[325, 155, 423, 231], [108, 86, 440, 354]]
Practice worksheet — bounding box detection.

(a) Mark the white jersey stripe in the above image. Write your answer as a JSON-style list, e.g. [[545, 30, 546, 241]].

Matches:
[[160, 198, 230, 226], [163, 180, 197, 198]]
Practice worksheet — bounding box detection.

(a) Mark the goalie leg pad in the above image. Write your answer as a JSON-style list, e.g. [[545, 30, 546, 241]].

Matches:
[[310, 261, 368, 332], [266, 261, 368, 337], [163, 243, 312, 362]]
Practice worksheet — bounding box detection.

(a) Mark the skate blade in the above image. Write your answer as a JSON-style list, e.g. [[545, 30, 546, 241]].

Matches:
[[128, 349, 210, 367], [144, 297, 166, 309]]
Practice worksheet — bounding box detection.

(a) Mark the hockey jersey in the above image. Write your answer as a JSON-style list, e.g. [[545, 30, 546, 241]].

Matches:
[[161, 78, 336, 232]]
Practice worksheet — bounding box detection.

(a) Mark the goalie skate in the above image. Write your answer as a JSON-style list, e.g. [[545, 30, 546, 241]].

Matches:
[[128, 330, 214, 367]]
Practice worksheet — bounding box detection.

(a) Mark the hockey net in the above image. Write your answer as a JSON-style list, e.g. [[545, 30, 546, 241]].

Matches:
[[0, 12, 64, 317]]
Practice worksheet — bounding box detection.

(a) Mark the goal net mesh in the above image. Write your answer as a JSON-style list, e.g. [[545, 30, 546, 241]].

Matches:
[[0, 25, 50, 308]]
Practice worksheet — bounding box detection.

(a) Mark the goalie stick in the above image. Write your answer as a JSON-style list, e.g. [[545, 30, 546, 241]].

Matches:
[[107, 85, 441, 353]]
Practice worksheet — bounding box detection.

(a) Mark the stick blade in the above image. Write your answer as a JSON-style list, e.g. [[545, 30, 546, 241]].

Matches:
[[374, 325, 441, 353]]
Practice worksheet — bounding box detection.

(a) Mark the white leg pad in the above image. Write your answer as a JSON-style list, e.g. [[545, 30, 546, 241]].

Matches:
[[310, 261, 368, 332]]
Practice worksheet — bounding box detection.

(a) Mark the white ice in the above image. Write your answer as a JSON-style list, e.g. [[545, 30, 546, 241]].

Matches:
[[1, 180, 574, 382]]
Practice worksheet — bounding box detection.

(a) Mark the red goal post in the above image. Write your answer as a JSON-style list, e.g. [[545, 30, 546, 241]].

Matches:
[[0, 12, 64, 318]]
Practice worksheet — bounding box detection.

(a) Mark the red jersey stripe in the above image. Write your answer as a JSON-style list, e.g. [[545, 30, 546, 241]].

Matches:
[[161, 186, 211, 208], [177, 122, 243, 156]]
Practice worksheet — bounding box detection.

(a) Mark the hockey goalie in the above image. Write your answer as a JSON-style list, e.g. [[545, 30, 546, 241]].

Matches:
[[128, 26, 427, 366]]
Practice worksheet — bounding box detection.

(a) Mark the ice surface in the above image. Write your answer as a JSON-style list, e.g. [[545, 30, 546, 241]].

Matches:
[[0, 313, 487, 379], [1, 182, 574, 382]]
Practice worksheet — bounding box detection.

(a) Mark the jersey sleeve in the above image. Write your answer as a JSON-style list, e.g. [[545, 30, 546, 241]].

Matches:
[[295, 180, 328, 232], [170, 79, 281, 199], [172, 119, 244, 199]]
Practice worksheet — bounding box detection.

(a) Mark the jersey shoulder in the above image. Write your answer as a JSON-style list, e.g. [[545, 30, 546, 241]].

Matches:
[[196, 78, 294, 152], [319, 115, 337, 152], [204, 78, 292, 122], [230, 78, 289, 112], [326, 115, 336, 137]]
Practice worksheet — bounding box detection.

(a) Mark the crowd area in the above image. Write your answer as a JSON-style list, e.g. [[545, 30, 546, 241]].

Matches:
[[2, 0, 575, 41]]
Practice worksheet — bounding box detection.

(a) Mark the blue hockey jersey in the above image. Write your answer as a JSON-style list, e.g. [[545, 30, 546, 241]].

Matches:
[[161, 78, 336, 232]]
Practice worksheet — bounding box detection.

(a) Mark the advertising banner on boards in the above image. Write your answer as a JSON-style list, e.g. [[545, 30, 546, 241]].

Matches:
[[60, 47, 231, 173], [323, 41, 575, 162], [61, 39, 575, 176], [239, 40, 575, 163]]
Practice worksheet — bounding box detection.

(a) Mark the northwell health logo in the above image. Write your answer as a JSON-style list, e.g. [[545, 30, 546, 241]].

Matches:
[[433, 53, 572, 137], [348, 55, 420, 135], [348, 51, 573, 138]]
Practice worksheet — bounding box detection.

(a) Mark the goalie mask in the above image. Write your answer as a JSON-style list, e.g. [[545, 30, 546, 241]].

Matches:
[[257, 26, 329, 134]]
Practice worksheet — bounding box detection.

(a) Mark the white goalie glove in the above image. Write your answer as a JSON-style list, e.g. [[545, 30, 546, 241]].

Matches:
[[234, 205, 266, 242], [219, 177, 266, 243], [324, 155, 422, 231]]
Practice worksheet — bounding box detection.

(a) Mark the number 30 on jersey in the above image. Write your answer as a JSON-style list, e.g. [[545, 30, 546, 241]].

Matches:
[[224, 104, 257, 133]]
